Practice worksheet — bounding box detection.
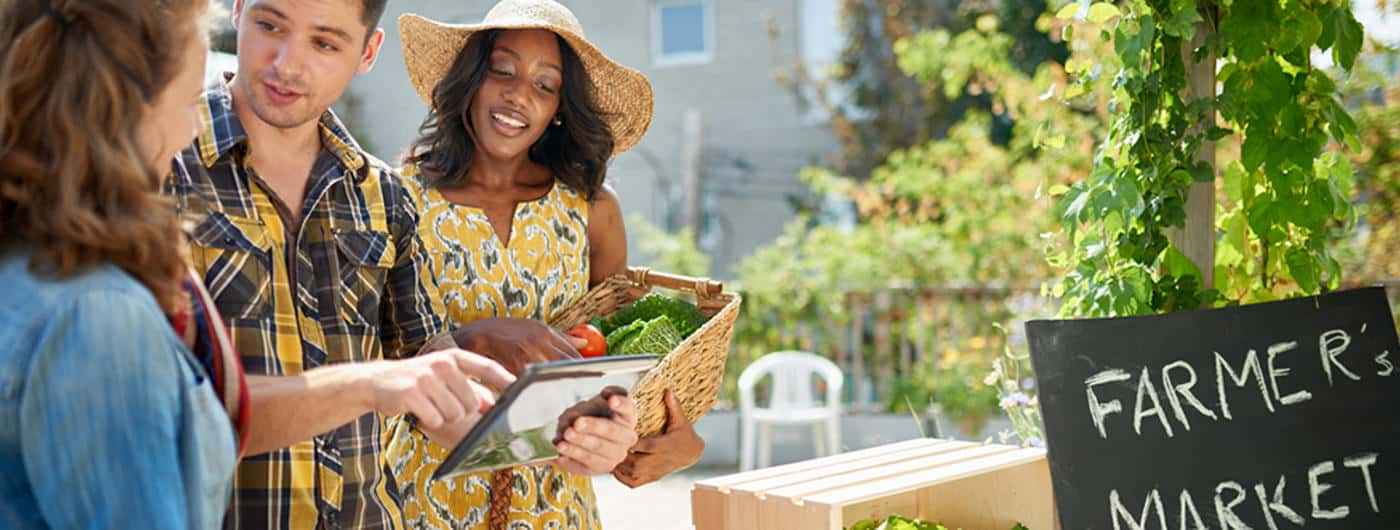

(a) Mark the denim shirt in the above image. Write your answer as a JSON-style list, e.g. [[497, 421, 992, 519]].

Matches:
[[0, 250, 237, 529]]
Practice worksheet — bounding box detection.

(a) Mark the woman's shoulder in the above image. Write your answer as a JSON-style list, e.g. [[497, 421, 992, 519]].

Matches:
[[0, 251, 158, 317], [0, 252, 180, 377], [552, 180, 621, 211]]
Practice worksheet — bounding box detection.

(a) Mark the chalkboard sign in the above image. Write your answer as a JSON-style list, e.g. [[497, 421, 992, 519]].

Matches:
[[1027, 287, 1400, 529]]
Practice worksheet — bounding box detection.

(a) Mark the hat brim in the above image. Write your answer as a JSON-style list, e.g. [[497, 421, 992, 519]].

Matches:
[[399, 13, 653, 156]]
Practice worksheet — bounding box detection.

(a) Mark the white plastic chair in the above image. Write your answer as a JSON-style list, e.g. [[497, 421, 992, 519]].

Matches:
[[738, 351, 844, 470]]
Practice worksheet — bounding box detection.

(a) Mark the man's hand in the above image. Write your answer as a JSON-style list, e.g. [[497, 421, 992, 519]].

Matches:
[[365, 348, 514, 431], [613, 390, 704, 488], [451, 318, 587, 375], [554, 392, 639, 476]]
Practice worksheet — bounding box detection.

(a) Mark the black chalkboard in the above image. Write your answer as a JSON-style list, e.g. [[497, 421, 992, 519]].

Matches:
[[1027, 287, 1400, 530]]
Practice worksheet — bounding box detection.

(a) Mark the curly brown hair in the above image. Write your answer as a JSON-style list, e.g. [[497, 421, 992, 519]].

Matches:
[[0, 0, 209, 313]]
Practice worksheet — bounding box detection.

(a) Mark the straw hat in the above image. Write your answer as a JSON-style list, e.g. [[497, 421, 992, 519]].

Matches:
[[399, 0, 654, 155]]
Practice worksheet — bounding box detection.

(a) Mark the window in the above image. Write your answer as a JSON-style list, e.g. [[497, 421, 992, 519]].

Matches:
[[653, 0, 713, 66], [798, 0, 871, 124]]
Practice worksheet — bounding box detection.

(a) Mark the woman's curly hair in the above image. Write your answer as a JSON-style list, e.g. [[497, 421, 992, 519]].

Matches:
[[0, 0, 210, 313]]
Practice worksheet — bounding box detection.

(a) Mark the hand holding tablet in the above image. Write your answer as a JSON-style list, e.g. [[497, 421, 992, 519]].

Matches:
[[432, 355, 659, 480]]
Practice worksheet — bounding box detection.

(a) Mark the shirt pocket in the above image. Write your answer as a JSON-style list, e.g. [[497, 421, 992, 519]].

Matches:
[[189, 211, 273, 322], [330, 227, 395, 328]]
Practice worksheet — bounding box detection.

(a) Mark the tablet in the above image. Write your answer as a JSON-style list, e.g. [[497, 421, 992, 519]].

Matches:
[[432, 354, 659, 481]]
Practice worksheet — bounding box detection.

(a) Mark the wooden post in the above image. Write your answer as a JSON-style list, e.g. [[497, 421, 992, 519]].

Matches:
[[681, 109, 704, 240], [874, 290, 894, 402], [1168, 19, 1217, 290], [850, 294, 869, 409]]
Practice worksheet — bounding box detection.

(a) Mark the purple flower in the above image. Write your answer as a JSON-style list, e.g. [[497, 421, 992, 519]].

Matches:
[[1011, 392, 1031, 405], [1028, 436, 1044, 448], [1022, 378, 1036, 390]]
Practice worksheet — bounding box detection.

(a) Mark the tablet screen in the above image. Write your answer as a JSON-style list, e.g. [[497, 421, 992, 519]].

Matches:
[[433, 355, 659, 480]]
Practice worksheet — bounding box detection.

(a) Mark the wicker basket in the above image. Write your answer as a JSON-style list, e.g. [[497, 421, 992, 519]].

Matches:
[[549, 267, 742, 438]]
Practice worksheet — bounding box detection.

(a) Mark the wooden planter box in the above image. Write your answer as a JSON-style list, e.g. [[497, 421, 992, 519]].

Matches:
[[691, 438, 1056, 529]]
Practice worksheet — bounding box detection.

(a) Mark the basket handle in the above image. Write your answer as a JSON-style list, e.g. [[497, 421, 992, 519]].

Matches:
[[626, 267, 724, 299]]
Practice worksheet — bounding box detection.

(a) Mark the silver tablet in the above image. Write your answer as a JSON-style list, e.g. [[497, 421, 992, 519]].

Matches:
[[432, 354, 658, 481]]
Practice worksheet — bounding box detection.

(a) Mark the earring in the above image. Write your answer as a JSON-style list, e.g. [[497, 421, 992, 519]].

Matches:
[[552, 117, 563, 126]]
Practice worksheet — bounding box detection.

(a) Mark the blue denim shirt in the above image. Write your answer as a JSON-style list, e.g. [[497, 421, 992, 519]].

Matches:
[[0, 250, 237, 529]]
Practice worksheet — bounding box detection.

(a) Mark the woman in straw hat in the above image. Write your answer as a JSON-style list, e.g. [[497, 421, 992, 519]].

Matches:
[[385, 0, 707, 528]]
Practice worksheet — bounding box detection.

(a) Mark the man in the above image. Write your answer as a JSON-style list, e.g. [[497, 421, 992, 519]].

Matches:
[[168, 0, 639, 528]]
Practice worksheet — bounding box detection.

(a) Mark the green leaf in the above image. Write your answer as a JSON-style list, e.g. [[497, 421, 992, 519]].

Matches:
[[1190, 161, 1214, 183], [1302, 182, 1333, 230], [1112, 175, 1146, 218], [1063, 186, 1092, 222], [1309, 70, 1337, 97], [1241, 130, 1267, 172], [1048, 184, 1071, 197], [1292, 10, 1324, 53], [1218, 208, 1250, 268], [1252, 59, 1292, 114], [1221, 0, 1273, 62], [1325, 255, 1343, 290], [1278, 104, 1305, 134], [1326, 152, 1355, 196], [1163, 0, 1203, 38], [1247, 195, 1275, 239], [1114, 15, 1153, 70], [1162, 246, 1204, 283], [1056, 1, 1084, 20], [1207, 126, 1234, 141], [1322, 152, 1356, 217], [1088, 185, 1122, 218], [1087, 2, 1121, 24], [1316, 4, 1338, 50], [1323, 99, 1362, 152], [1329, 7, 1364, 71], [1286, 247, 1320, 294], [1223, 161, 1250, 203], [1121, 265, 1155, 314]]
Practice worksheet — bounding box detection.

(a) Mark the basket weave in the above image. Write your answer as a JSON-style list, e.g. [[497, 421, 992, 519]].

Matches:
[[549, 267, 741, 438]]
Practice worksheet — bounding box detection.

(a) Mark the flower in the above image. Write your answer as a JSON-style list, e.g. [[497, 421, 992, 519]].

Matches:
[[984, 370, 1001, 386], [1022, 378, 1036, 390], [1027, 436, 1044, 448]]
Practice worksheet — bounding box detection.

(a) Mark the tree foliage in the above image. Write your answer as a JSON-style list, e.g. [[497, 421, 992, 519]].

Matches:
[[1047, 0, 1367, 318]]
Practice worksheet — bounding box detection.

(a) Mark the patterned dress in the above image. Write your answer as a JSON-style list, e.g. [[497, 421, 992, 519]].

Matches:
[[385, 166, 600, 530]]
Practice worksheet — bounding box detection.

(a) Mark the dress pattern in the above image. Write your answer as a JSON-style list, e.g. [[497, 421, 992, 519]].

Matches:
[[385, 167, 598, 530]]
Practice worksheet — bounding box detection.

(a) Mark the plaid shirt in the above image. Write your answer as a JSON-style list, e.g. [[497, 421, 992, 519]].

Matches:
[[168, 80, 446, 530]]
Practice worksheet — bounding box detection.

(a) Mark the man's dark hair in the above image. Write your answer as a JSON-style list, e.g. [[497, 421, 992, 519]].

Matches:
[[360, 0, 387, 39], [404, 29, 616, 200]]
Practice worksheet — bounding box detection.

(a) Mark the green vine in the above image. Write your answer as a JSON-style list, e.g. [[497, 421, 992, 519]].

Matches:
[[1049, 0, 1366, 318]]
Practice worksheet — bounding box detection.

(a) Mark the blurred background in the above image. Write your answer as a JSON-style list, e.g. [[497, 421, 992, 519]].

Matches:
[[205, 1, 1400, 527]]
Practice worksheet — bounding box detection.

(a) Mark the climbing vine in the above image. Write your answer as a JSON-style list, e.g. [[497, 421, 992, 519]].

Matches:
[[1047, 0, 1366, 317]]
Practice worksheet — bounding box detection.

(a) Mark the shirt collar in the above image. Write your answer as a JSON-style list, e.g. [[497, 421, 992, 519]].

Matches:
[[194, 73, 367, 180]]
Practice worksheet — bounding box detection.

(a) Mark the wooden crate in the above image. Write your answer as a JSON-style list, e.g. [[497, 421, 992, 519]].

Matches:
[[692, 438, 1056, 530]]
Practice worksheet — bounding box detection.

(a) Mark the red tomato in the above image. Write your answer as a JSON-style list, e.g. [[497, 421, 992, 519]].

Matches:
[[569, 324, 607, 358]]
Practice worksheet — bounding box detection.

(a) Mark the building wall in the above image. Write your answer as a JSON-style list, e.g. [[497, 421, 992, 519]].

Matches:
[[342, 0, 841, 278]]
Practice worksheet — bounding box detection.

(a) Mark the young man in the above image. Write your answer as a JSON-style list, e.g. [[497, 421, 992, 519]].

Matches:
[[168, 0, 639, 528]]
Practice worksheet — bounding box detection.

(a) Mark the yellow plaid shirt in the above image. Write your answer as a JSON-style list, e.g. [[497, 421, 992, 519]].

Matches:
[[167, 80, 446, 530]]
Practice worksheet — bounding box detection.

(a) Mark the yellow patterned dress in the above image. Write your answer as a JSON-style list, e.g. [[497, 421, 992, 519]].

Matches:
[[385, 166, 599, 530]]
